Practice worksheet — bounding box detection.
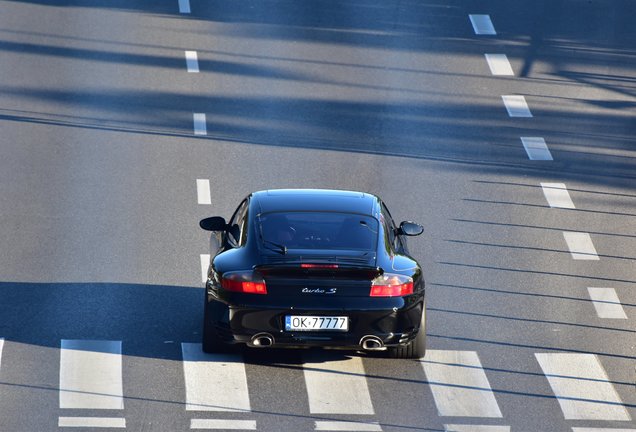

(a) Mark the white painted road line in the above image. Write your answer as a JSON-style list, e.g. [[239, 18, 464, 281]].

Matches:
[[563, 232, 599, 260], [445, 426, 510, 432], [181, 343, 251, 412], [193, 113, 207, 136], [540, 183, 575, 209], [178, 0, 191, 13], [484, 54, 514, 76], [535, 353, 630, 421], [587, 288, 628, 319], [502, 95, 533, 117], [190, 419, 257, 430], [303, 352, 374, 414], [0, 338, 4, 370], [196, 179, 212, 205], [59, 340, 124, 410], [58, 417, 126, 428], [200, 254, 210, 283], [521, 137, 553, 160], [469, 15, 496, 35], [572, 429, 636, 432], [421, 350, 502, 418], [314, 421, 382, 431], [185, 51, 200, 73]]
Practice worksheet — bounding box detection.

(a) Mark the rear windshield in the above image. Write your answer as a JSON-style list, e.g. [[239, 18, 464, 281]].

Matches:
[[257, 212, 378, 251]]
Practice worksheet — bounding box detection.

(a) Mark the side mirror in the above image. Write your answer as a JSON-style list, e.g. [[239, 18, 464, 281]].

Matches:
[[398, 221, 424, 236], [200, 216, 227, 231]]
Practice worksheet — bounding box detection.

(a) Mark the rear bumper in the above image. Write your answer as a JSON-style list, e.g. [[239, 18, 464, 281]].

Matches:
[[205, 295, 425, 349]]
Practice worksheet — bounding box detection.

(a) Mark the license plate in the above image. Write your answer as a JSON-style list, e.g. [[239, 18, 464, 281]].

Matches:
[[285, 315, 348, 331]]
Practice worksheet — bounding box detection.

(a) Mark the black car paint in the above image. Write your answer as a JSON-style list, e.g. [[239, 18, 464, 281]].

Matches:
[[202, 189, 425, 350]]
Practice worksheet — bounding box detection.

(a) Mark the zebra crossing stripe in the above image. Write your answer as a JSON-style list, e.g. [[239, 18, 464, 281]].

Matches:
[[421, 350, 502, 417], [572, 429, 636, 432], [181, 343, 251, 412], [535, 353, 630, 420], [303, 352, 374, 414], [190, 419, 256, 430], [314, 421, 382, 431], [445, 426, 510, 432], [59, 340, 124, 428], [59, 340, 124, 409], [58, 417, 125, 428]]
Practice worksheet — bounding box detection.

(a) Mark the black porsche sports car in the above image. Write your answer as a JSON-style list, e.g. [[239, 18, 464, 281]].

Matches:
[[199, 189, 426, 358]]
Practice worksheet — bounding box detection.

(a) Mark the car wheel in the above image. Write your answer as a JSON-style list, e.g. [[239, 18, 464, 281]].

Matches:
[[202, 305, 227, 353], [388, 303, 426, 359]]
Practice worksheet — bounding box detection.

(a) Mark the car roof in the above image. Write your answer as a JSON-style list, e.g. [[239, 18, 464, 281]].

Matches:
[[251, 189, 378, 216]]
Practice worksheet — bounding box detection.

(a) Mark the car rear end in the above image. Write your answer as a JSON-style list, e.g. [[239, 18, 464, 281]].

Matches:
[[206, 259, 425, 352]]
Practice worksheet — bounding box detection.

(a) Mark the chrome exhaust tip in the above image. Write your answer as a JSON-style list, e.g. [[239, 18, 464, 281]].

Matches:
[[360, 335, 386, 351], [249, 333, 274, 347]]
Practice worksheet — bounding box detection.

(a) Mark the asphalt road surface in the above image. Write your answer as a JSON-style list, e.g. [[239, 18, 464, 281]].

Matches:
[[0, 0, 634, 431]]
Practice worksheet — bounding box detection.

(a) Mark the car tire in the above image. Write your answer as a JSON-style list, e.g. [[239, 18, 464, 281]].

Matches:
[[388, 303, 426, 359], [202, 305, 227, 353]]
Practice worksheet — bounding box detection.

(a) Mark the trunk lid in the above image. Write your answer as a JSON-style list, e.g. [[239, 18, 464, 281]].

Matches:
[[256, 253, 380, 298]]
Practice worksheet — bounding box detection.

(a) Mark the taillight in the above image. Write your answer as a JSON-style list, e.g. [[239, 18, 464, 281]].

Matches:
[[300, 264, 339, 269], [370, 273, 413, 297], [221, 271, 267, 294]]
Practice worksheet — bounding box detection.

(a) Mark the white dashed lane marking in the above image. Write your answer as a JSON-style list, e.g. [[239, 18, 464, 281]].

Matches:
[[535, 353, 630, 421], [484, 54, 514, 76], [303, 352, 374, 414], [587, 288, 628, 319], [200, 254, 210, 283], [314, 421, 382, 431], [181, 343, 252, 412], [521, 137, 553, 160], [540, 183, 575, 209], [185, 51, 199, 73], [469, 15, 496, 35], [178, 0, 190, 13], [502, 95, 533, 117], [421, 350, 503, 418], [563, 232, 599, 260], [190, 419, 257, 430], [196, 179, 211, 205], [193, 113, 207, 135]]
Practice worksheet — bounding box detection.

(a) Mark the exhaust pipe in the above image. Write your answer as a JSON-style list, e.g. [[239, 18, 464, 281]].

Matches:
[[249, 333, 274, 347], [360, 335, 386, 351]]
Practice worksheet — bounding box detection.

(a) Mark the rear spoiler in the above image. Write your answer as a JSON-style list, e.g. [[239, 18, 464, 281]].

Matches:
[[254, 263, 383, 279]]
